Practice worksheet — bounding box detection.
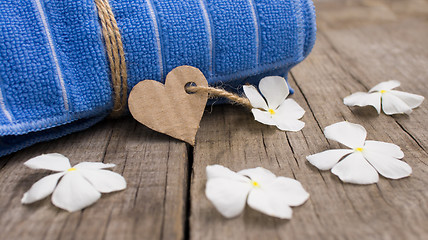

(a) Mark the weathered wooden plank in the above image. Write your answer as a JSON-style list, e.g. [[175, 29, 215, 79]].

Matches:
[[0, 117, 188, 240], [189, 1, 428, 239]]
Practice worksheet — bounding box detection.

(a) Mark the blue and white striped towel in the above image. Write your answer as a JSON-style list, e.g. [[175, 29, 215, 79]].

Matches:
[[0, 0, 316, 156]]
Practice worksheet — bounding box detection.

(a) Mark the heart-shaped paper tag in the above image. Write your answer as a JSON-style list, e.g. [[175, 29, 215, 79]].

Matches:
[[128, 66, 208, 145]]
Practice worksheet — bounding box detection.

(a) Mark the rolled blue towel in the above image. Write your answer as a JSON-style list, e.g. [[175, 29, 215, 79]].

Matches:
[[0, 0, 316, 156]]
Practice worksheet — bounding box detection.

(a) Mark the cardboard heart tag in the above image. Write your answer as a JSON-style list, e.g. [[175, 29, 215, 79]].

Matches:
[[128, 66, 208, 145]]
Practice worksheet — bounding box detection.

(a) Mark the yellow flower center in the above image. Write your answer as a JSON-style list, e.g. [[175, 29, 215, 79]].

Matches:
[[67, 167, 77, 172], [380, 90, 387, 94], [268, 109, 276, 115], [355, 147, 364, 152], [251, 181, 260, 188]]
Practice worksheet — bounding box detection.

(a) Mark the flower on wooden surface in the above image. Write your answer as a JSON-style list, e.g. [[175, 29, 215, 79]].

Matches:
[[243, 76, 305, 131], [21, 153, 126, 212], [205, 165, 309, 219], [344, 80, 424, 115], [306, 121, 412, 184]]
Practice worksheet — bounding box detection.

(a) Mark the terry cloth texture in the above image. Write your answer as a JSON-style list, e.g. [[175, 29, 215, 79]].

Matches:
[[0, 0, 316, 156]]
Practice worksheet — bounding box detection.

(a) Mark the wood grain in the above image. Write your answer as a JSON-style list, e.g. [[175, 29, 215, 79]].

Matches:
[[0, 118, 188, 240], [1, 0, 428, 239]]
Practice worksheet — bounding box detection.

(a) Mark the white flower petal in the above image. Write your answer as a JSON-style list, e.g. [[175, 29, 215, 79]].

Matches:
[[369, 80, 400, 92], [274, 118, 305, 132], [238, 167, 276, 186], [363, 149, 412, 179], [24, 153, 71, 172], [382, 92, 413, 115], [247, 188, 293, 219], [74, 162, 116, 170], [205, 165, 252, 218], [324, 121, 367, 149], [259, 76, 289, 109], [343, 92, 381, 114], [21, 172, 65, 204], [389, 90, 424, 109], [306, 149, 354, 170], [276, 99, 305, 119], [243, 85, 268, 110], [205, 178, 251, 218], [264, 177, 310, 206], [206, 165, 250, 182], [52, 171, 101, 212], [364, 140, 404, 159], [79, 169, 126, 193], [331, 152, 379, 184], [251, 109, 276, 126]]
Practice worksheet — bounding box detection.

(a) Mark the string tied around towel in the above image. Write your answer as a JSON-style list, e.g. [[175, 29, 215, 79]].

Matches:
[[94, 0, 127, 117]]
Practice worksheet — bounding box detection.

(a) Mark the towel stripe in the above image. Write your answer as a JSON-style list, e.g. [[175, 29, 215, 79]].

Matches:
[[294, 0, 305, 61], [34, 0, 69, 111], [0, 87, 13, 122], [248, 0, 260, 65], [198, 0, 214, 76], [145, 0, 164, 81]]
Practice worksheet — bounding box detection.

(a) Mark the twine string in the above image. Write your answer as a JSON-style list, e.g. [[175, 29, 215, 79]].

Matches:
[[94, 0, 127, 117], [186, 85, 252, 109]]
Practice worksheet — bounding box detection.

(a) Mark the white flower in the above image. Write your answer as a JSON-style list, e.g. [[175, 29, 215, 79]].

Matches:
[[344, 80, 424, 115], [306, 121, 412, 184], [243, 76, 305, 131], [21, 153, 126, 212], [205, 165, 309, 219]]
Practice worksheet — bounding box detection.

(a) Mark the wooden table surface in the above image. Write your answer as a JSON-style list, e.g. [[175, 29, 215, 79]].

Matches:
[[1, 0, 428, 239]]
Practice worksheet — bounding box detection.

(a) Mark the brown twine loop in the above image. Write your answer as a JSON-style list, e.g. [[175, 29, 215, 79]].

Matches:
[[94, 0, 127, 117], [186, 85, 253, 109]]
